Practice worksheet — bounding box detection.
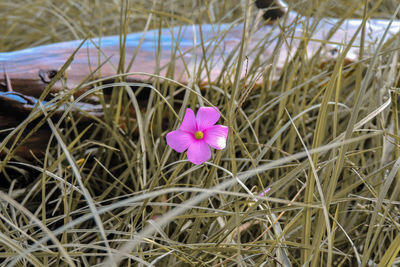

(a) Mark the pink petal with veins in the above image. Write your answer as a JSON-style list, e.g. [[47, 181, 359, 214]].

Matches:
[[204, 125, 228, 150], [179, 108, 197, 133], [187, 141, 211, 164], [166, 130, 195, 153], [196, 107, 220, 131]]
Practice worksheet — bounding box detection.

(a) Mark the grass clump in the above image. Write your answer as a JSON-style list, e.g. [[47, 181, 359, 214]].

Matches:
[[1, 0, 400, 266]]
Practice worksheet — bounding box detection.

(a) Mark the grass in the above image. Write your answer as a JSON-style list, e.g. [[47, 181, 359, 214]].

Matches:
[[1, 0, 400, 266]]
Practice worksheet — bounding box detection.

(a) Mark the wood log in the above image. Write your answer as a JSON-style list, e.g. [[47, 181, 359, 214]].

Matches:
[[2, 12, 399, 99], [1, 5, 400, 158]]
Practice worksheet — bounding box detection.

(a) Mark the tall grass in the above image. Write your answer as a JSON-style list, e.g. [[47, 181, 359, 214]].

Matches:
[[1, 0, 400, 266]]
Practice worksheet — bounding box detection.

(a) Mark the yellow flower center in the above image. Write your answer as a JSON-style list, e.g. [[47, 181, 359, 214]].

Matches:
[[194, 131, 204, 140]]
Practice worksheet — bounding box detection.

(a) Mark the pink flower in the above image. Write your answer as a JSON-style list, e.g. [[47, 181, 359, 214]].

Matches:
[[166, 107, 229, 165]]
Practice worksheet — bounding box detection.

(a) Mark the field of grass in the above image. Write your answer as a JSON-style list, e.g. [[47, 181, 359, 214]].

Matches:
[[1, 0, 400, 266]]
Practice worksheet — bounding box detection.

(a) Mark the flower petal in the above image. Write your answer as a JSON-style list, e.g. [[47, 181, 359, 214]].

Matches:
[[196, 107, 220, 131], [204, 125, 228, 150], [179, 108, 197, 133], [166, 130, 194, 152], [187, 141, 211, 164]]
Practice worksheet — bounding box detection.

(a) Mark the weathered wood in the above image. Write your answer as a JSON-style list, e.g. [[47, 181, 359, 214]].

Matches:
[[1, 6, 400, 158], [2, 12, 400, 97], [2, 12, 399, 99]]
